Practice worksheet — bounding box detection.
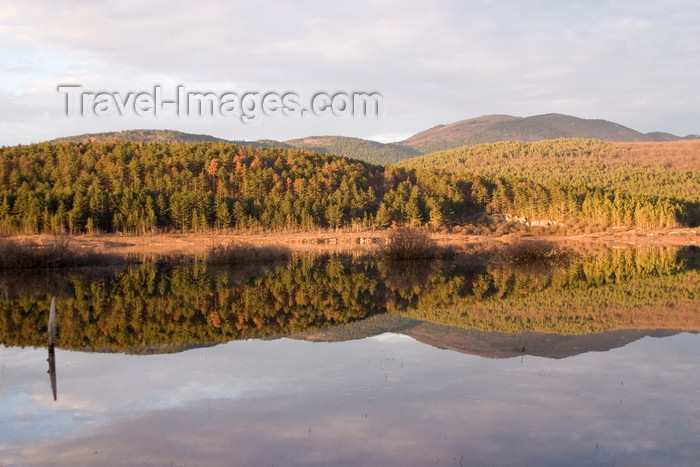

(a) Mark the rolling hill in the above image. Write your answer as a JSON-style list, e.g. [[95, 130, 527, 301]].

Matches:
[[284, 135, 420, 164], [47, 113, 699, 165], [400, 113, 699, 154], [51, 131, 419, 165], [50, 129, 282, 149], [395, 138, 700, 227], [51, 129, 229, 144], [2, 135, 699, 235]]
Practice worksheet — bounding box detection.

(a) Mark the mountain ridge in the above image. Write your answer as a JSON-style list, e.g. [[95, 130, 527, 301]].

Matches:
[[400, 113, 699, 153], [48, 113, 699, 165]]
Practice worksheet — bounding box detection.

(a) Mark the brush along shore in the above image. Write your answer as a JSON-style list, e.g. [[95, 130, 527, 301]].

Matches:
[[0, 227, 696, 268]]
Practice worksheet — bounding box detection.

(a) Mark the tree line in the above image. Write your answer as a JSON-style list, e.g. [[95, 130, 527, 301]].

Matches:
[[0, 138, 698, 234]]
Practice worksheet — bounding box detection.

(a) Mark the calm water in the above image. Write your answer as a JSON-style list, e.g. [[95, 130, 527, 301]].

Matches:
[[1, 245, 699, 466]]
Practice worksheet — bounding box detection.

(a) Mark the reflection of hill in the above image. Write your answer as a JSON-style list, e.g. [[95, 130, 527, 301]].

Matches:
[[402, 323, 685, 359], [294, 314, 422, 342], [391, 246, 700, 334], [291, 314, 688, 359]]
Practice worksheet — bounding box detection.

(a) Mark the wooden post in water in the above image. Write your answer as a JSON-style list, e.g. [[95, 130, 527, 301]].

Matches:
[[48, 296, 56, 347], [48, 296, 57, 401]]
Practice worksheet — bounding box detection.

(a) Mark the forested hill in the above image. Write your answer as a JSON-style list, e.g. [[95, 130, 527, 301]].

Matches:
[[397, 138, 700, 228], [0, 138, 698, 234], [51, 129, 229, 144], [46, 113, 699, 166], [50, 129, 278, 149], [51, 131, 420, 165], [284, 136, 420, 164]]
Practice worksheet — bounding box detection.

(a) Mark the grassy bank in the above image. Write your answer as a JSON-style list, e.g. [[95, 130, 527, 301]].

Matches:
[[1, 227, 697, 268], [0, 237, 124, 268]]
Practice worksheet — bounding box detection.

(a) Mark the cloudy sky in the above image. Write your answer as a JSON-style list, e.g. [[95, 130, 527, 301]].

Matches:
[[1, 0, 699, 146]]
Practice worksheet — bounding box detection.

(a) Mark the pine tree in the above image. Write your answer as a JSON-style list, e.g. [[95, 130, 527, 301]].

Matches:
[[375, 203, 391, 228], [215, 198, 231, 231]]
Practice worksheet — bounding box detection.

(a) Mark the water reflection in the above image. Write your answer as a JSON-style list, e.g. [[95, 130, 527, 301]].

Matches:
[[1, 245, 699, 353], [1, 333, 699, 466], [48, 296, 57, 401], [47, 346, 56, 402], [1, 244, 699, 465]]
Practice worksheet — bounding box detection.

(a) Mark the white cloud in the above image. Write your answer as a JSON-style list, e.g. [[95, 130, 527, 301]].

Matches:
[[0, 0, 699, 145]]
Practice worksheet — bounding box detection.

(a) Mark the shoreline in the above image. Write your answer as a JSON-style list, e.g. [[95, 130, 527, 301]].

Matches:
[[4, 227, 698, 258]]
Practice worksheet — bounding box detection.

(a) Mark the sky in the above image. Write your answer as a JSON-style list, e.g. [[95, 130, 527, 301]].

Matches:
[[1, 0, 699, 146]]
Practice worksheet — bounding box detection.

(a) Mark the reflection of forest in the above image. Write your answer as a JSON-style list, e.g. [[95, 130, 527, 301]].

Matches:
[[1, 246, 699, 352]]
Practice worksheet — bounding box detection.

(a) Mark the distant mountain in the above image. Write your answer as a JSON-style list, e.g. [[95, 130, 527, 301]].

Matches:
[[50, 130, 415, 164], [401, 113, 699, 154], [46, 114, 699, 164], [256, 139, 295, 149], [644, 131, 692, 142], [50, 129, 278, 149], [284, 135, 420, 164], [51, 129, 229, 144]]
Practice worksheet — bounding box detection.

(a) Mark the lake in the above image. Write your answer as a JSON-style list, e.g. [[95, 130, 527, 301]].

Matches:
[[1, 244, 699, 466]]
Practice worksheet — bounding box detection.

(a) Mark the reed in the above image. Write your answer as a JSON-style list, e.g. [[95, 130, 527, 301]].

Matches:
[[380, 227, 456, 260], [0, 237, 123, 268], [494, 239, 575, 266], [205, 241, 292, 264]]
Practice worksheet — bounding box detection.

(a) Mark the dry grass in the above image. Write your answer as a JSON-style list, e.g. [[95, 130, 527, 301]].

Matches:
[[0, 236, 123, 269], [0, 227, 694, 267], [493, 239, 575, 266], [205, 241, 292, 264], [381, 227, 456, 260]]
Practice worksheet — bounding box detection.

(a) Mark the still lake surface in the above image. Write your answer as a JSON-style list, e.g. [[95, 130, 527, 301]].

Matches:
[[1, 245, 699, 466]]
